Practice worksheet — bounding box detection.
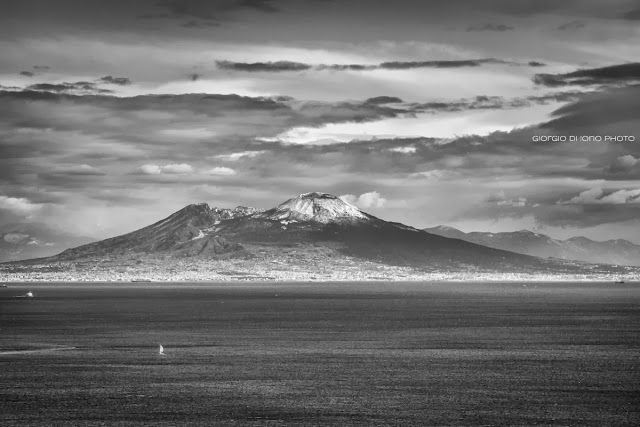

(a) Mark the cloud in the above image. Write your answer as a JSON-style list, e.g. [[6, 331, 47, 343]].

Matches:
[[216, 58, 517, 73], [409, 170, 446, 180], [561, 187, 640, 205], [409, 93, 584, 114], [25, 82, 114, 94], [212, 151, 265, 161], [622, 8, 640, 20], [540, 84, 640, 133], [534, 63, 640, 87], [53, 164, 106, 176], [389, 146, 416, 154], [556, 20, 586, 30], [99, 76, 132, 85], [146, 0, 281, 27], [139, 164, 162, 175], [138, 164, 194, 175], [317, 64, 373, 71], [187, 73, 201, 81], [340, 191, 387, 208], [466, 23, 514, 32], [487, 190, 506, 203], [600, 189, 640, 204], [485, 191, 527, 207], [216, 60, 313, 72], [379, 59, 512, 69], [528, 61, 546, 67], [365, 96, 404, 105], [182, 19, 221, 28], [19, 71, 35, 77], [208, 167, 236, 175], [33, 65, 51, 71], [160, 163, 194, 174], [498, 197, 527, 207], [0, 91, 411, 139], [0, 196, 41, 214], [238, 0, 280, 13], [608, 155, 640, 174]]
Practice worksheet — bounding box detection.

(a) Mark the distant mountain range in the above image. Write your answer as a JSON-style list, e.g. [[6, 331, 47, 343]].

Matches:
[[24, 192, 598, 276], [6, 193, 634, 281], [424, 226, 640, 267], [0, 222, 95, 262]]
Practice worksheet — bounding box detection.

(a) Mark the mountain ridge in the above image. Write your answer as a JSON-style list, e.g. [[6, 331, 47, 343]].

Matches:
[[424, 225, 640, 266]]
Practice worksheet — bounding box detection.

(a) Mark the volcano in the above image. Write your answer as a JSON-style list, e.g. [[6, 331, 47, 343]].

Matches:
[[36, 192, 601, 277]]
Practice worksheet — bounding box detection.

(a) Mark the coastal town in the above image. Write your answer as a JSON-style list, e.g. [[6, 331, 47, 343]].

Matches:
[[2, 249, 638, 283]]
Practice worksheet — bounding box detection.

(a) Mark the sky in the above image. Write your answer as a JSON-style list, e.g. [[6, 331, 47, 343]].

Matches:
[[1, 0, 640, 242]]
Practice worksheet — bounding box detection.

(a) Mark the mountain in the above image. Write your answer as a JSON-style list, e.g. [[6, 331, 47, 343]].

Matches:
[[55, 204, 263, 259], [0, 222, 95, 262], [6, 192, 632, 281], [424, 226, 640, 267], [49, 193, 576, 271]]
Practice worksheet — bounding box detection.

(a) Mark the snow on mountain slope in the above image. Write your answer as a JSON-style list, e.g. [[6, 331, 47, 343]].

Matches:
[[257, 192, 370, 224]]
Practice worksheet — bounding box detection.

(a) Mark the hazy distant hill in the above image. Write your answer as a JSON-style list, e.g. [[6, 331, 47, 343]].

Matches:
[[0, 222, 95, 262], [424, 226, 640, 267]]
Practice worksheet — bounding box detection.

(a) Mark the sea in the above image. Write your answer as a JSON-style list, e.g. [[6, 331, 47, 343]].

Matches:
[[1, 281, 639, 426]]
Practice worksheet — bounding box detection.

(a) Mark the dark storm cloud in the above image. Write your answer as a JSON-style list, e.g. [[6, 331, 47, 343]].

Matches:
[[541, 84, 640, 133], [317, 64, 372, 71], [525, 91, 584, 103], [528, 61, 546, 67], [0, 90, 413, 143], [187, 73, 202, 81], [19, 71, 35, 77], [24, 82, 114, 95], [100, 76, 132, 86], [466, 23, 514, 32], [216, 60, 313, 72], [365, 96, 404, 105], [534, 63, 640, 87], [379, 59, 512, 69], [409, 92, 583, 114], [216, 58, 517, 73]]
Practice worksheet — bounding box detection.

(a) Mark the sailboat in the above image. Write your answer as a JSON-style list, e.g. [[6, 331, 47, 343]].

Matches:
[[158, 344, 164, 355]]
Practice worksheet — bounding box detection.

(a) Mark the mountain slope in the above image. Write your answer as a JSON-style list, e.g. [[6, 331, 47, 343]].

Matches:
[[424, 226, 640, 266], [56, 204, 261, 259]]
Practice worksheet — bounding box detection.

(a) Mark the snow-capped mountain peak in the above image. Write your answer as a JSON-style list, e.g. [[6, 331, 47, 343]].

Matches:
[[258, 192, 369, 223]]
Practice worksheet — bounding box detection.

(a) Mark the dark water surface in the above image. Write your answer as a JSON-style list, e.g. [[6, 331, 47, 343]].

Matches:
[[1, 282, 639, 426]]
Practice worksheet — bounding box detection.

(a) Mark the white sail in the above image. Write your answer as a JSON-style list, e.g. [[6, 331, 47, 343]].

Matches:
[[159, 344, 164, 354]]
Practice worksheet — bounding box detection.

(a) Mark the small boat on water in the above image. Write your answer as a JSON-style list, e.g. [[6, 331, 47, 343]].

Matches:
[[0, 284, 7, 288], [159, 344, 164, 355], [25, 291, 34, 297], [132, 279, 152, 282], [614, 280, 625, 284]]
